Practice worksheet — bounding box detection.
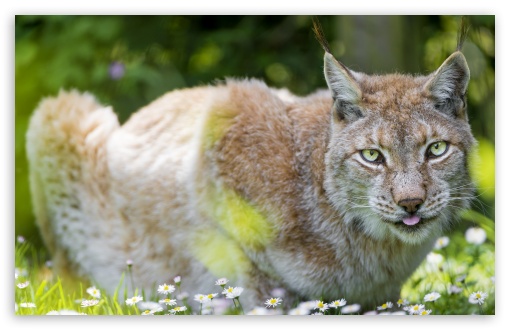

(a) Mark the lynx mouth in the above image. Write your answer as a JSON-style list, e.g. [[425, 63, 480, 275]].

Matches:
[[392, 216, 436, 232]]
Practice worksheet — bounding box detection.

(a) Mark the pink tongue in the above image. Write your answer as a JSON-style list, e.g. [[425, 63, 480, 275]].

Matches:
[[403, 215, 421, 226]]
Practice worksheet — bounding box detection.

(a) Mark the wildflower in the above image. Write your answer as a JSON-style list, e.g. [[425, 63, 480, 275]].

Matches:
[[434, 236, 450, 249], [194, 294, 208, 303], [424, 292, 441, 302], [377, 301, 393, 310], [289, 307, 310, 315], [426, 252, 444, 265], [176, 292, 189, 300], [265, 297, 282, 308], [298, 300, 317, 312], [17, 236, 26, 244], [447, 284, 462, 295], [159, 298, 177, 306], [468, 291, 488, 305], [314, 300, 329, 312], [341, 304, 361, 314], [396, 298, 409, 307], [157, 283, 176, 295], [169, 306, 187, 314], [456, 275, 467, 283], [392, 311, 407, 315], [80, 299, 99, 308], [86, 286, 101, 299], [206, 293, 218, 300], [270, 288, 286, 297], [173, 276, 181, 284], [125, 296, 143, 306], [215, 278, 229, 287], [364, 310, 378, 315], [126, 259, 133, 267], [465, 227, 486, 245], [329, 299, 347, 308], [109, 61, 125, 80], [405, 304, 425, 315], [312, 312, 324, 315], [16, 281, 30, 289], [19, 302, 36, 308], [138, 301, 162, 311], [138, 303, 163, 315], [420, 309, 432, 315], [223, 286, 244, 299], [247, 307, 270, 315]]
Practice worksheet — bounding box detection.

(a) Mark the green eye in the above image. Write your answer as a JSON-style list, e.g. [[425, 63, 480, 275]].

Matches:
[[428, 141, 449, 157], [361, 149, 384, 163]]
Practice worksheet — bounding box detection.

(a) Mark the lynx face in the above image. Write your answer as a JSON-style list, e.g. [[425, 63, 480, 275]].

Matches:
[[323, 52, 476, 245]]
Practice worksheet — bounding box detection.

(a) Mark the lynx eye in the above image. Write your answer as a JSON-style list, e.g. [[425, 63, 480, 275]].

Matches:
[[360, 149, 384, 163], [427, 141, 449, 158]]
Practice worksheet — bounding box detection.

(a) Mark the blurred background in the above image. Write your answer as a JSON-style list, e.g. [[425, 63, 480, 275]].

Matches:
[[15, 15, 495, 250]]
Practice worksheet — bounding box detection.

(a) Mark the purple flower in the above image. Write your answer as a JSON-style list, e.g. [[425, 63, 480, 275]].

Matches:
[[109, 61, 125, 80]]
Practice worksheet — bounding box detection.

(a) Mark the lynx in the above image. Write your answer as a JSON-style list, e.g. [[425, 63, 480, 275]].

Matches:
[[26, 22, 475, 312]]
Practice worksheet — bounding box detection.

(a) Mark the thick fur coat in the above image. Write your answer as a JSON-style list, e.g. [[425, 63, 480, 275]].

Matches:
[[26, 40, 475, 311]]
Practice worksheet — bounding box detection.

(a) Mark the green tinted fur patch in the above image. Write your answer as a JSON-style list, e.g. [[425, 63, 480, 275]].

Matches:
[[190, 229, 252, 280], [201, 106, 237, 151], [205, 186, 275, 251]]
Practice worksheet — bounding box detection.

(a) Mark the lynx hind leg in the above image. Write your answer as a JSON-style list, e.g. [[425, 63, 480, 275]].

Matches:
[[26, 90, 120, 282]]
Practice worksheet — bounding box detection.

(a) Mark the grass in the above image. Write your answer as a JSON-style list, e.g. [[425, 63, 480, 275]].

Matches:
[[14, 214, 495, 316]]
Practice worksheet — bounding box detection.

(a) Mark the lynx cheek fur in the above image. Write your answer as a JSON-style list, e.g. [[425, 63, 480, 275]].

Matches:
[[26, 26, 476, 311]]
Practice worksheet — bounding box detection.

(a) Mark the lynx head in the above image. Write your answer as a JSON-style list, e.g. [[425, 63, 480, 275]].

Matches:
[[316, 23, 476, 245]]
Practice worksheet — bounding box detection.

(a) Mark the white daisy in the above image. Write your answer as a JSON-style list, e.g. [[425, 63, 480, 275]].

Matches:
[[447, 284, 463, 295], [157, 283, 176, 295], [405, 304, 425, 315], [288, 307, 310, 315], [159, 298, 177, 306], [225, 287, 244, 299], [215, 278, 229, 286], [424, 292, 441, 302], [247, 307, 270, 315], [468, 291, 488, 305], [194, 294, 207, 303], [377, 301, 393, 310], [125, 296, 143, 306], [265, 297, 282, 308], [341, 304, 361, 314], [86, 286, 101, 299], [141, 309, 154, 315], [206, 293, 218, 300], [465, 227, 487, 245], [80, 299, 99, 308], [329, 299, 347, 308], [16, 281, 30, 289], [311, 312, 324, 315], [397, 298, 409, 307], [314, 300, 329, 312], [419, 309, 432, 315], [173, 276, 181, 284], [19, 302, 36, 308], [426, 252, 444, 265], [434, 236, 450, 249]]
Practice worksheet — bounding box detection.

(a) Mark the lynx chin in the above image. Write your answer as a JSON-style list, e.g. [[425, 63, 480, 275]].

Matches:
[[26, 23, 476, 311]]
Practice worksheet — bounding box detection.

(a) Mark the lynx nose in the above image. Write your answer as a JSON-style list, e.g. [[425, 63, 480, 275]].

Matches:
[[398, 198, 423, 213]]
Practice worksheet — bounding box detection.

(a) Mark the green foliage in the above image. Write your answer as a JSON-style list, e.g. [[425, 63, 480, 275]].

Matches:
[[14, 15, 495, 315]]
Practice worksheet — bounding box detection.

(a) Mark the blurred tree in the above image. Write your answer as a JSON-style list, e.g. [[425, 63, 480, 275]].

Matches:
[[15, 15, 495, 248]]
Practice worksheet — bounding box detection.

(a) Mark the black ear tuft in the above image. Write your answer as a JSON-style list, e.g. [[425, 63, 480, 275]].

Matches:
[[424, 52, 470, 119]]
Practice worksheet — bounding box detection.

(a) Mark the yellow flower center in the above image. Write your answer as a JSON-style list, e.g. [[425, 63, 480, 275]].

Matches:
[[476, 293, 481, 298], [382, 303, 387, 309], [318, 302, 324, 308]]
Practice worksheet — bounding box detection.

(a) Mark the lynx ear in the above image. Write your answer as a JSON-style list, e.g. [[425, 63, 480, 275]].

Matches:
[[324, 53, 364, 122], [424, 52, 470, 118]]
